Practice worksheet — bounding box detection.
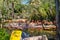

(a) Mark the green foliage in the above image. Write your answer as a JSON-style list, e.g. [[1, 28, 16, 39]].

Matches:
[[0, 28, 10, 40], [27, 0, 56, 21], [0, 0, 56, 21], [14, 4, 22, 13]]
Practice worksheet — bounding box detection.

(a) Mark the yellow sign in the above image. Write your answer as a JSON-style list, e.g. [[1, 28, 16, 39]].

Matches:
[[10, 30, 22, 40]]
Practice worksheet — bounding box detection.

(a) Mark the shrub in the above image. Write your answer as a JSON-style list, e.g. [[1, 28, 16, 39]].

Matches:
[[0, 28, 10, 40]]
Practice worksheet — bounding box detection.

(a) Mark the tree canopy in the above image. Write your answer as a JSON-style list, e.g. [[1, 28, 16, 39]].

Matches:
[[0, 0, 56, 21]]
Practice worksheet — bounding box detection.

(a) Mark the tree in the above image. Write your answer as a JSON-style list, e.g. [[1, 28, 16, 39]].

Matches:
[[55, 0, 60, 40]]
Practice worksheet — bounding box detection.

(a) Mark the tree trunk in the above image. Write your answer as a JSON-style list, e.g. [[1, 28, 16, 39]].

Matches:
[[12, 1, 14, 19], [55, 0, 60, 40], [7, 0, 9, 19]]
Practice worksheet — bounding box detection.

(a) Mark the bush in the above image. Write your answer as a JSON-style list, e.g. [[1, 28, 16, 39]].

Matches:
[[0, 28, 10, 40]]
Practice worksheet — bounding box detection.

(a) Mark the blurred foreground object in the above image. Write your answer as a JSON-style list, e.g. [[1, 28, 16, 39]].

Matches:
[[23, 35, 48, 40], [10, 30, 22, 40]]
